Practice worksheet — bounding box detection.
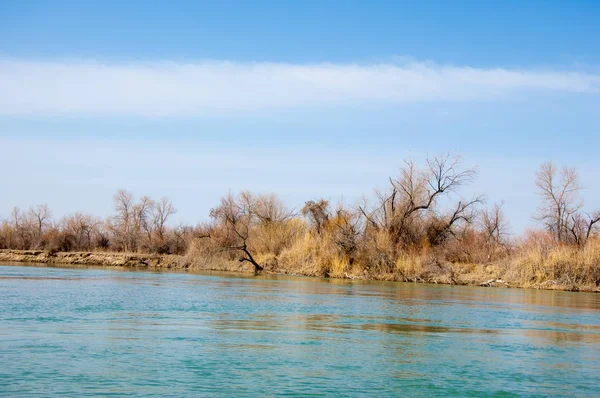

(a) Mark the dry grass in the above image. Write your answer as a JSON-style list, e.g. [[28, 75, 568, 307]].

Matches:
[[275, 230, 366, 278], [277, 232, 337, 276], [504, 237, 600, 290], [266, 231, 600, 291], [394, 252, 427, 280]]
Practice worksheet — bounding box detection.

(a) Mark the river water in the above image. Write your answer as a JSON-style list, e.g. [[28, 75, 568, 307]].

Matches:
[[1, 264, 599, 397]]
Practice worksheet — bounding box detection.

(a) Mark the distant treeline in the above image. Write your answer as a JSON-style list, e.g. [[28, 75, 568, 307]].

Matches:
[[0, 192, 187, 255], [2, 153, 599, 289]]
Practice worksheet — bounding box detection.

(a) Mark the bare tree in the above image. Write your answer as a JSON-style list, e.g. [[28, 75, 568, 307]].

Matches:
[[109, 191, 180, 252], [28, 204, 52, 238], [569, 211, 600, 247], [359, 153, 481, 250], [535, 162, 586, 244], [330, 205, 362, 258], [428, 196, 483, 245], [133, 195, 154, 249], [9, 207, 28, 249], [111, 189, 135, 251], [152, 197, 176, 241], [253, 194, 296, 255], [481, 202, 509, 247], [0, 214, 19, 249], [209, 192, 264, 272], [475, 202, 511, 261], [63, 213, 101, 251], [302, 199, 331, 234], [142, 197, 177, 252], [168, 222, 194, 255]]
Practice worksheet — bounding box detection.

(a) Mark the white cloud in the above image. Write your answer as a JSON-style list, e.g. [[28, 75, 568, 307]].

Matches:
[[0, 59, 599, 116]]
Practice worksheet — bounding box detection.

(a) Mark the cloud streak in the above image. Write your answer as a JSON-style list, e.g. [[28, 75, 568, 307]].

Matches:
[[1, 59, 599, 116]]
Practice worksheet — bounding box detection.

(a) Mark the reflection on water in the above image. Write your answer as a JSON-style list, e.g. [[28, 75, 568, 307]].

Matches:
[[210, 314, 502, 335], [522, 328, 600, 344], [0, 263, 599, 397]]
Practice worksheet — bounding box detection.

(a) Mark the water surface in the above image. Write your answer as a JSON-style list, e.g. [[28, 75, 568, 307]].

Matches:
[[1, 264, 599, 397]]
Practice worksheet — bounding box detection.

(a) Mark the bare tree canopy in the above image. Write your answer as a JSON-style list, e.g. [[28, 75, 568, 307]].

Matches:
[[481, 202, 509, 246], [209, 191, 264, 272], [109, 190, 180, 253], [301, 199, 330, 234], [152, 197, 177, 239], [28, 204, 52, 238], [535, 162, 599, 245], [62, 212, 102, 251], [359, 153, 482, 251]]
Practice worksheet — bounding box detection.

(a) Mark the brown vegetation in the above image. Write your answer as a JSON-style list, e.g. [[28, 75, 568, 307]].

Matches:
[[1, 154, 599, 292]]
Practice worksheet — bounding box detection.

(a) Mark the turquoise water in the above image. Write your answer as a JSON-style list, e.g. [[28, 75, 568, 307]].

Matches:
[[1, 264, 599, 397]]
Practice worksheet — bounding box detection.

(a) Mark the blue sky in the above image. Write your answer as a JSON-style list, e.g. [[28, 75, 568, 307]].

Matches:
[[2, 0, 600, 65], [1, 0, 599, 232]]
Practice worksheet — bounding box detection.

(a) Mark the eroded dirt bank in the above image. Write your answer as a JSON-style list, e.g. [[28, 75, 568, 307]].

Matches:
[[0, 249, 251, 273]]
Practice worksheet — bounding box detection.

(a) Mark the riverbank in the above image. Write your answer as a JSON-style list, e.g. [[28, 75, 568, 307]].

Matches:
[[2, 249, 598, 292], [0, 249, 182, 268], [0, 249, 253, 272]]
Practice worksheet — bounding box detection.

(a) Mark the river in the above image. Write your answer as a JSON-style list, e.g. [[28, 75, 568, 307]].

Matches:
[[1, 264, 599, 397]]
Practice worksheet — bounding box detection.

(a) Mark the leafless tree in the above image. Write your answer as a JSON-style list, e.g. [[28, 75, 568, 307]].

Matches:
[[108, 191, 181, 252], [301, 199, 331, 234], [111, 189, 138, 251], [133, 195, 154, 249], [61, 213, 100, 251], [253, 194, 296, 255], [9, 207, 29, 249], [0, 217, 17, 249], [427, 196, 483, 245], [360, 153, 481, 250], [28, 204, 52, 239], [481, 202, 509, 247], [534, 162, 598, 245], [569, 211, 600, 247], [330, 205, 362, 258], [140, 197, 177, 253], [208, 192, 265, 272], [151, 197, 177, 241]]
